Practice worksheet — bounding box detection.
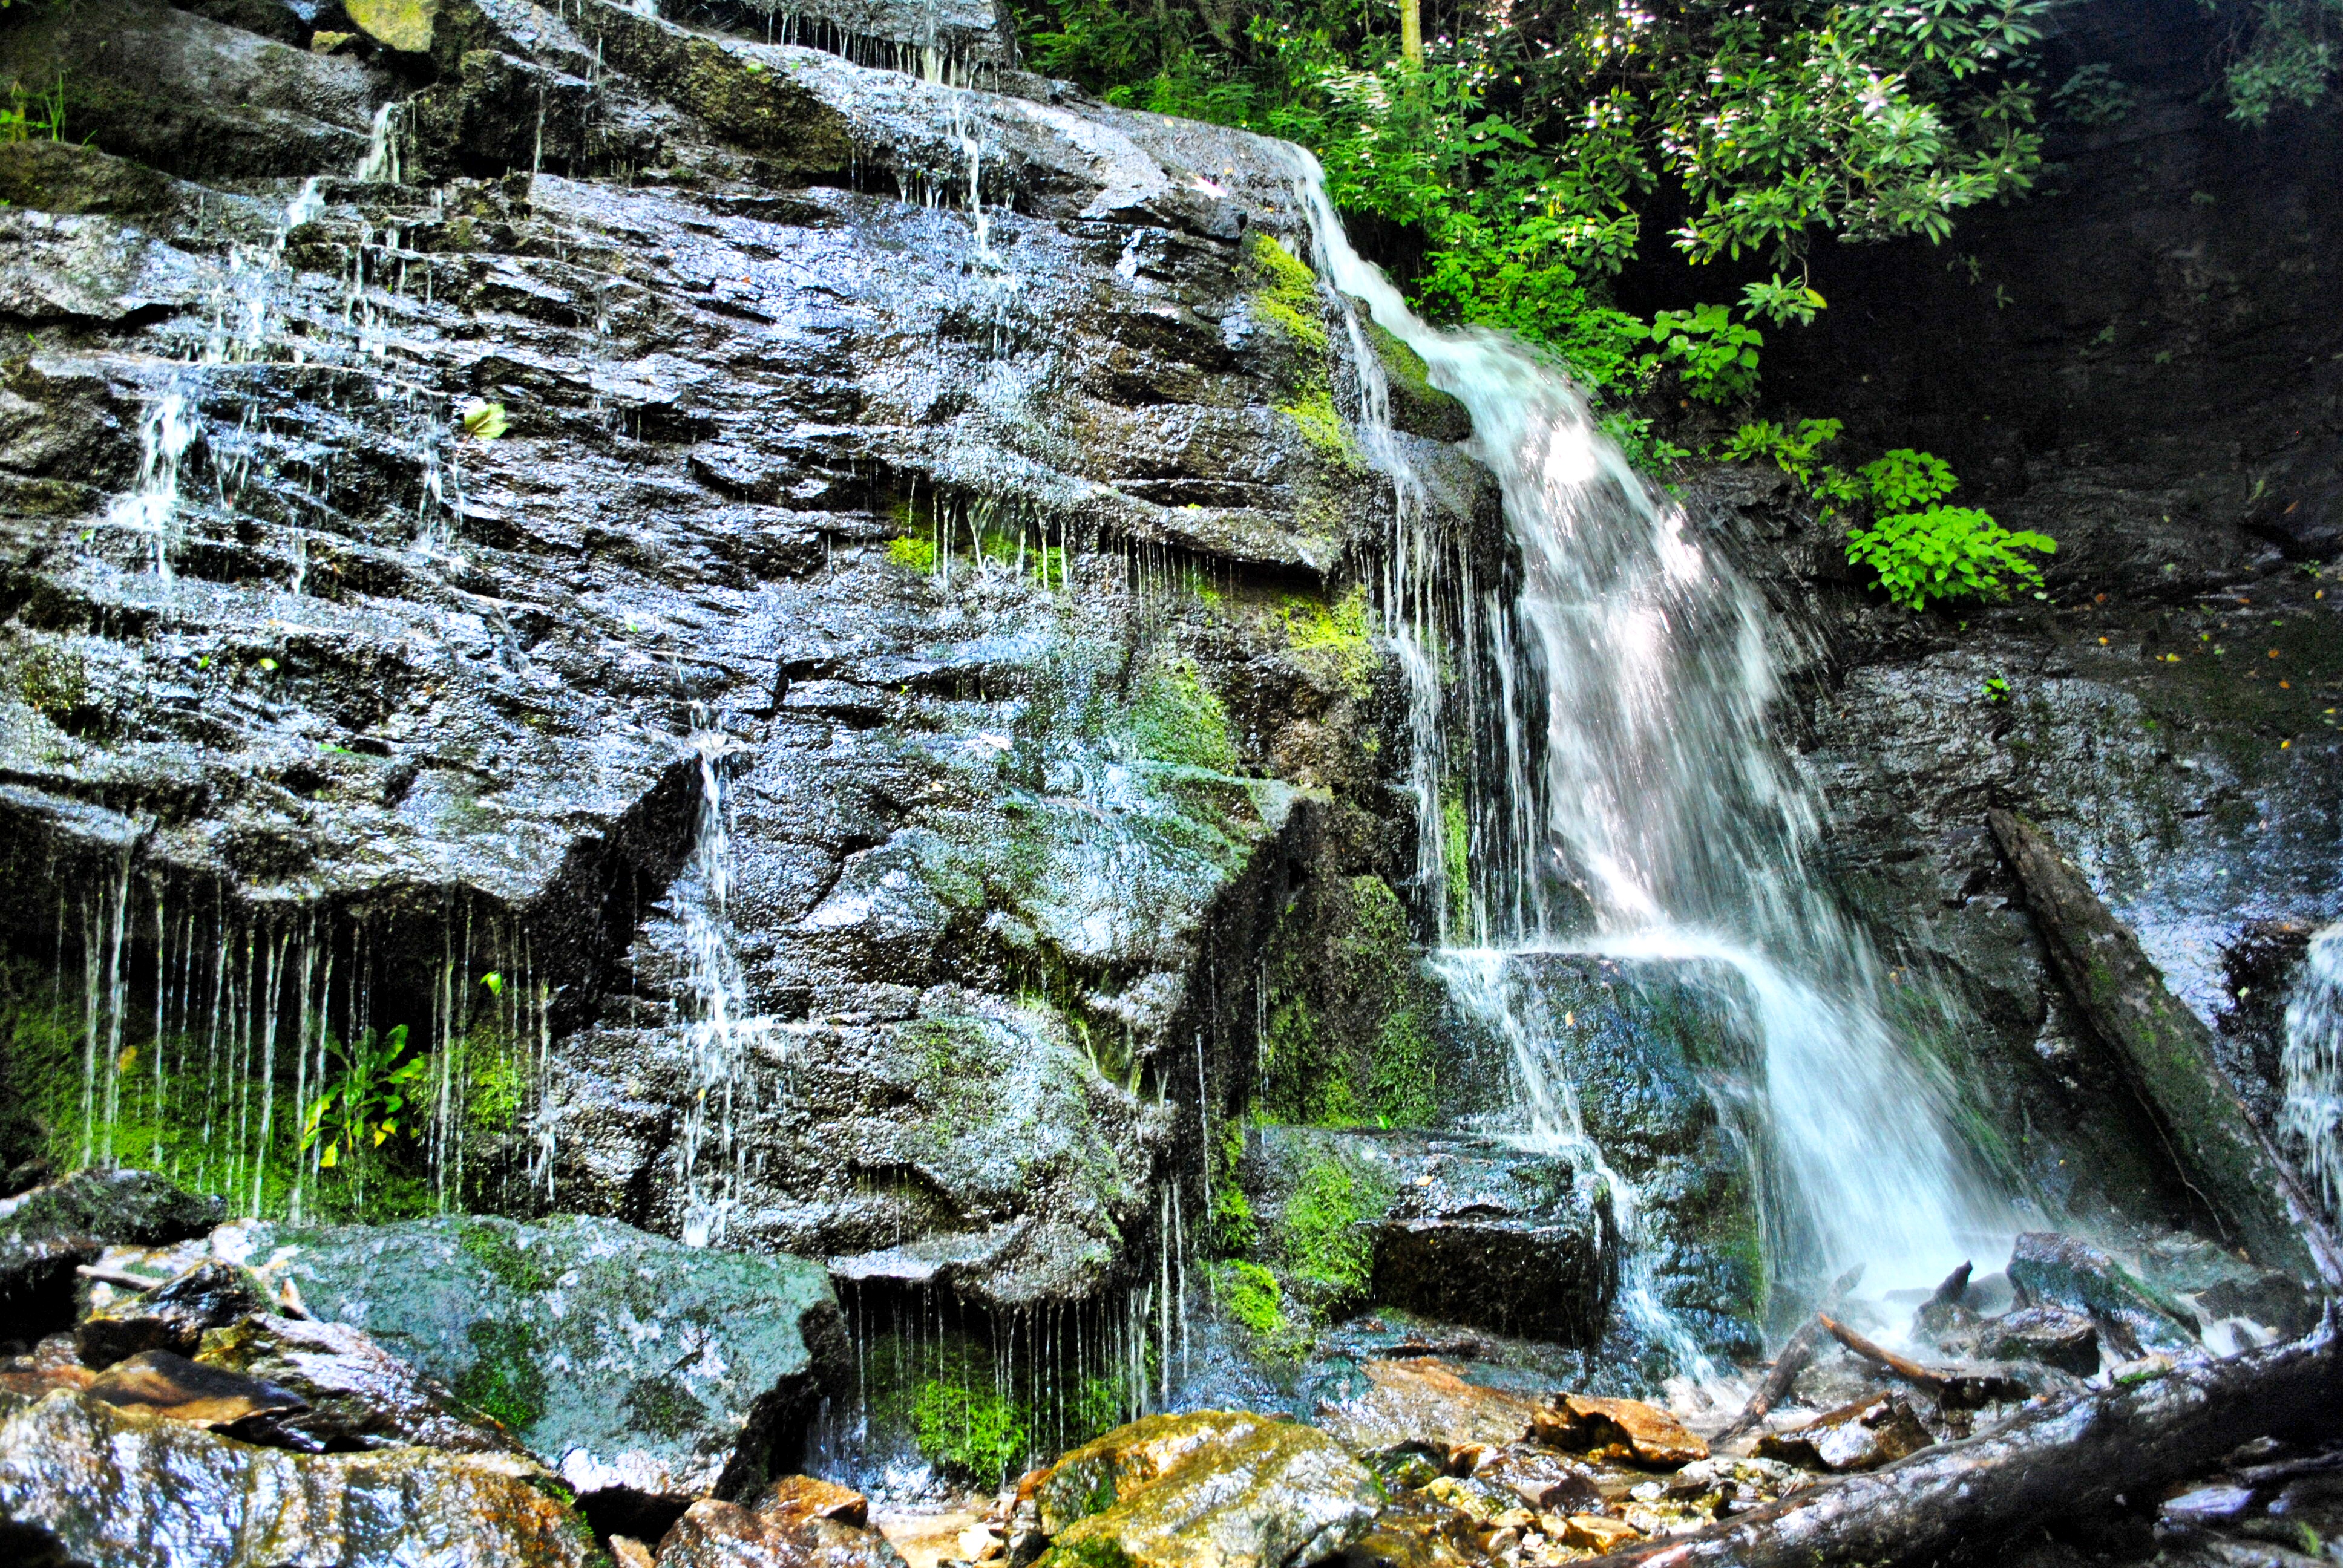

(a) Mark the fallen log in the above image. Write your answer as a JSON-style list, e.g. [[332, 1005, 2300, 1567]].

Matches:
[[1581, 1311, 2342, 1568], [1714, 1266, 1863, 1446], [1988, 809, 2343, 1288], [1814, 1315, 2028, 1410]]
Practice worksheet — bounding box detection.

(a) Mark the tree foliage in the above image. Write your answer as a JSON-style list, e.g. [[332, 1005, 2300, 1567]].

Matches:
[[2204, 0, 2343, 120], [1020, 0, 2049, 399]]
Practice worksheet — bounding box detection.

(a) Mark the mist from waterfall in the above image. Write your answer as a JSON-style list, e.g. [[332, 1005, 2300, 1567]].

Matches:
[[1283, 149, 2014, 1306]]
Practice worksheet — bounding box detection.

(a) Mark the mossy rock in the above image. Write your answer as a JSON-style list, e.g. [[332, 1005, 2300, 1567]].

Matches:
[[226, 1214, 846, 1508], [1358, 316, 1472, 443], [1034, 1410, 1381, 1568], [344, 0, 441, 53]]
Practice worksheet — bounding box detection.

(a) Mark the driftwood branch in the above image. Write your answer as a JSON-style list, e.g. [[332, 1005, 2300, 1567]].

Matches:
[[1714, 1266, 1863, 1446], [1817, 1315, 1943, 1390], [1584, 1313, 2343, 1568]]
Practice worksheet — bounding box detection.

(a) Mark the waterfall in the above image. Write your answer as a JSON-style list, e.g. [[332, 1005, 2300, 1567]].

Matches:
[[675, 722, 775, 1247], [2282, 923, 2343, 1223], [1284, 150, 2011, 1303]]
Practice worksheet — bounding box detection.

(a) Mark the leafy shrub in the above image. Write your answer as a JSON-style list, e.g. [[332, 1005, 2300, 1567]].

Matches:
[[1650, 305, 1765, 405], [1845, 506, 2056, 610]]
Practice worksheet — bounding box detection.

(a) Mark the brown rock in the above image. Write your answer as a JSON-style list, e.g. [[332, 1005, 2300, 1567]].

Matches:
[[761, 1474, 872, 1529], [614, 1537, 659, 1568], [76, 1259, 269, 1368], [659, 1498, 911, 1568], [1559, 1515, 1642, 1552], [1530, 1395, 1708, 1468], [1755, 1391, 1933, 1473], [83, 1348, 309, 1431], [1314, 1359, 1536, 1465]]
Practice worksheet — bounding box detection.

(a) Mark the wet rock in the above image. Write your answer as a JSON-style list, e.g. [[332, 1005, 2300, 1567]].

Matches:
[[1557, 1514, 1643, 1552], [1470, 1445, 1605, 1515], [1755, 1391, 1933, 1473], [0, 1169, 223, 1350], [2161, 1484, 2257, 1526], [76, 1259, 270, 1368], [83, 1347, 310, 1431], [195, 1312, 523, 1454], [226, 1214, 845, 1508], [2008, 1232, 2200, 1354], [344, 0, 440, 52], [1530, 1394, 1708, 1468], [0, 1385, 601, 1566], [1032, 1411, 1383, 1568], [1241, 1128, 1617, 1341], [0, 142, 180, 218], [2195, 1273, 2318, 1340], [0, 0, 396, 178], [657, 1480, 907, 1568], [1976, 1305, 2101, 1377], [1313, 1358, 1536, 1464]]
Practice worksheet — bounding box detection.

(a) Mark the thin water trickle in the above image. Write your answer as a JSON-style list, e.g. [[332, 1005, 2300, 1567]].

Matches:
[[2282, 923, 2343, 1223], [676, 719, 776, 1247], [1284, 149, 2013, 1316]]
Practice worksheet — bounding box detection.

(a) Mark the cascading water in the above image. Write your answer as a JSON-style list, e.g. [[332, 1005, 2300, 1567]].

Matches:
[[2281, 923, 2343, 1224], [1284, 150, 2012, 1317], [675, 720, 775, 1248]]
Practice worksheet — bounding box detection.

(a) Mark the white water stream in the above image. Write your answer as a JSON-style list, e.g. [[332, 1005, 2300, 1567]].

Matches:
[[2281, 923, 2343, 1224], [1285, 151, 2014, 1308]]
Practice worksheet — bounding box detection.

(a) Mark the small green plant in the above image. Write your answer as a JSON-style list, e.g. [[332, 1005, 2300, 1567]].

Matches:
[[459, 400, 510, 440], [301, 1024, 427, 1191], [1981, 675, 2011, 704], [0, 78, 67, 145], [1649, 304, 1764, 404], [886, 534, 939, 572], [913, 1376, 1029, 1484]]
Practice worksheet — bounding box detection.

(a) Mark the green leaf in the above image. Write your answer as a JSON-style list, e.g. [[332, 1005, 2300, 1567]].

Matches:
[[460, 400, 510, 440]]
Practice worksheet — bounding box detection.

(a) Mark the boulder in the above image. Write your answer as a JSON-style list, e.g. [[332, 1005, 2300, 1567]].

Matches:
[[0, 1169, 223, 1349], [1469, 1446, 1605, 1515], [76, 1259, 269, 1368], [2007, 1232, 2200, 1355], [1975, 1305, 2100, 1377], [1755, 1391, 1933, 1474], [0, 1385, 602, 1566], [1239, 1128, 1617, 1341], [656, 1478, 905, 1568], [194, 1312, 522, 1454], [1529, 1395, 1707, 1468], [224, 1214, 847, 1508], [1030, 1411, 1383, 1568], [1312, 1358, 1535, 1465], [83, 1348, 309, 1432]]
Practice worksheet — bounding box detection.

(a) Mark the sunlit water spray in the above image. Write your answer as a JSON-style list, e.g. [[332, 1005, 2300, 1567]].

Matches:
[[2282, 923, 2343, 1224], [1283, 149, 2013, 1324]]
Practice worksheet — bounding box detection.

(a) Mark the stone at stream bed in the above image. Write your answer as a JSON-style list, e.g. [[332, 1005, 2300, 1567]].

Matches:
[[1313, 1357, 1536, 1466], [1754, 1391, 1933, 1473], [0, 1385, 602, 1567], [1529, 1395, 1708, 1468], [223, 1213, 847, 1508], [0, 1169, 224, 1349], [657, 1477, 907, 1568], [1975, 1305, 2102, 1377], [76, 1258, 269, 1367], [1031, 1411, 1384, 1568], [2008, 1232, 2201, 1355], [83, 1348, 309, 1431]]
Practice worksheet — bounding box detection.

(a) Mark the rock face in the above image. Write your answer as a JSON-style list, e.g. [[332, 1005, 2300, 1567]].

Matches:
[[226, 1214, 847, 1505], [0, 1385, 603, 1568], [2007, 1231, 2200, 1356], [0, 0, 1468, 1316]]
